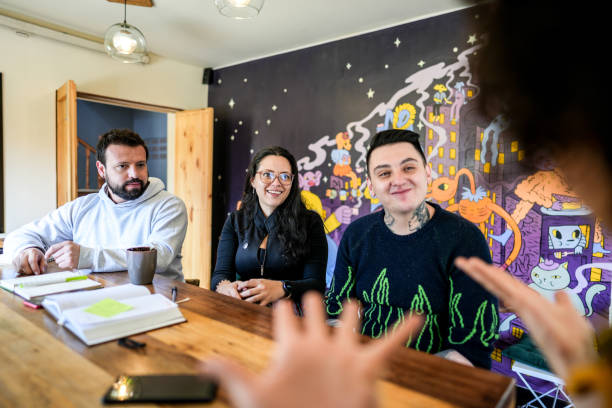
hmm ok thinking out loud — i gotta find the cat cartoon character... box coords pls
[528,258,605,316]
[499,258,606,332]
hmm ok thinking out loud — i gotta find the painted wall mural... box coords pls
[209,7,612,393]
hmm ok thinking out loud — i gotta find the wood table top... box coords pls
[0,269,515,407]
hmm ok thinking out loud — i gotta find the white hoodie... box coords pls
[4,177,188,280]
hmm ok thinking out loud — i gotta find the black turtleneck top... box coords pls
[211,203,327,300]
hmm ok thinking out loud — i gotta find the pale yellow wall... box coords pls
[0,26,208,232]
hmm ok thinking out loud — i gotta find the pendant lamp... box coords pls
[104,0,149,63]
[215,0,265,19]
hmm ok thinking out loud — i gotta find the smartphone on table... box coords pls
[102,374,217,403]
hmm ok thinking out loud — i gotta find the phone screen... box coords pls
[102,374,217,403]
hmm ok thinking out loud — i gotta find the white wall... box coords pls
[0,25,208,232]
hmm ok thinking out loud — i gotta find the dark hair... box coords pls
[96,128,149,165]
[476,1,609,164]
[239,146,310,260]
[366,129,427,174]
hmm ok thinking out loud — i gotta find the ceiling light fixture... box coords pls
[214,0,265,19]
[104,0,149,63]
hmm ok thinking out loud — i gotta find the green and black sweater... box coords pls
[325,203,498,369]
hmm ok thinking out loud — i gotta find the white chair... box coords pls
[512,360,574,407]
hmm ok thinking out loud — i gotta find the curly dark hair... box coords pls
[475,0,609,165]
[96,128,149,165]
[239,146,310,261]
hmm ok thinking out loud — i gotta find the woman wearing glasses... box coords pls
[212,146,327,306]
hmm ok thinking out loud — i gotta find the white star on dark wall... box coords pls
[266,119,271,125]
[283,88,288,93]
[228,98,235,109]
[367,88,375,99]
[394,37,401,47]
[217,79,222,84]
[234,129,238,133]
[384,64,389,69]
[238,120,243,125]
[346,62,352,70]
[467,34,477,45]
[250,149,254,154]
[453,47,458,52]
[272,105,278,111]
[417,122,424,131]
[358,77,364,83]
[255,130,259,135]
[417,60,425,67]
[218,175,222,180]
[230,135,235,141]
[243,78,248,83]
[214,117,218,122]
[323,176,328,183]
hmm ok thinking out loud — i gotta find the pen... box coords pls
[171,286,177,303]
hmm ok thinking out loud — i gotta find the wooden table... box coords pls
[0,269,515,407]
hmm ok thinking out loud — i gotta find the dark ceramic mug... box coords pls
[126,247,157,285]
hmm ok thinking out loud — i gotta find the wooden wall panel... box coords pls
[174,109,214,287]
[56,80,77,208]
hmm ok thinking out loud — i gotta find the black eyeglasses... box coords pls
[256,171,294,185]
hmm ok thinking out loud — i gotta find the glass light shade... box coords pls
[104,22,149,63]
[214,0,265,19]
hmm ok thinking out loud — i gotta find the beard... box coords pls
[107,177,148,201]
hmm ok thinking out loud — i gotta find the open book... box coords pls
[42,284,186,346]
[0,271,102,300]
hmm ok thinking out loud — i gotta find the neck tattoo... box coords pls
[384,211,395,227]
[406,201,430,232]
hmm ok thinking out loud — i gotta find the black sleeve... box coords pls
[211,214,239,290]
[443,222,499,369]
[286,212,327,299]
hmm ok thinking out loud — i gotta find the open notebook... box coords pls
[0,271,102,300]
[42,284,186,346]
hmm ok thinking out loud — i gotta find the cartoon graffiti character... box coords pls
[299,170,322,191]
[427,167,522,268]
[432,84,451,122]
[301,190,352,287]
[480,114,510,166]
[450,81,466,124]
[548,225,587,255]
[330,132,360,188]
[499,258,606,331]
[511,168,580,224]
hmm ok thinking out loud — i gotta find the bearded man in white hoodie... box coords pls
[5,129,188,281]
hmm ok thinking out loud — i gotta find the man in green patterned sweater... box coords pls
[325,129,498,368]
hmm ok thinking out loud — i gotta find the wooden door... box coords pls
[174,109,214,288]
[56,81,78,208]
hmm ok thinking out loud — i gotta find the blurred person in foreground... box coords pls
[455,1,612,406]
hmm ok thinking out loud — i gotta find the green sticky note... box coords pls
[84,298,133,318]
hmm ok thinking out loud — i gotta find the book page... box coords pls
[16,279,102,300]
[0,271,80,291]
[64,293,175,328]
[43,284,150,316]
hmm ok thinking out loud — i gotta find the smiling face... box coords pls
[367,142,431,217]
[96,144,148,203]
[251,155,293,216]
